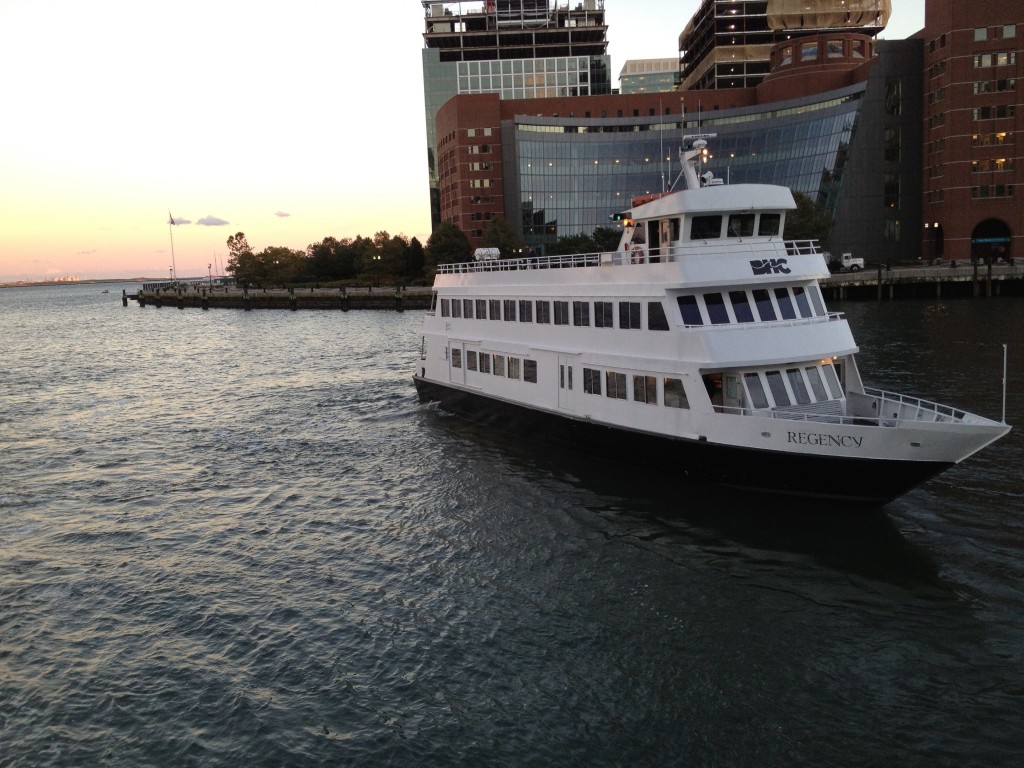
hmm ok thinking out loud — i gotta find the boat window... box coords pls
[664,378,689,409]
[752,289,776,321]
[583,367,601,395]
[704,293,730,324]
[774,287,796,320]
[671,218,681,241]
[519,300,533,322]
[480,353,491,374]
[765,370,791,407]
[744,373,770,409]
[476,299,487,318]
[619,302,642,329]
[451,300,462,318]
[729,291,755,323]
[805,366,828,401]
[808,285,826,316]
[573,301,590,326]
[441,298,451,317]
[451,348,462,368]
[594,301,614,328]
[648,301,669,330]
[727,214,755,238]
[758,214,781,236]
[489,299,501,320]
[677,295,703,325]
[792,286,813,318]
[467,351,477,371]
[536,300,551,324]
[463,299,474,318]
[508,358,521,380]
[787,368,812,404]
[690,215,722,240]
[606,371,627,400]
[524,359,537,383]
[493,355,505,376]
[633,375,658,404]
[822,363,843,399]
[553,300,569,325]
[503,300,516,321]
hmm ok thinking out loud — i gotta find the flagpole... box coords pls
[168,211,178,283]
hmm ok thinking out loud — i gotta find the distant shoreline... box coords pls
[0,278,160,288]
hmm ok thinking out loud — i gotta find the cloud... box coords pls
[197,216,229,226]
[274,211,291,218]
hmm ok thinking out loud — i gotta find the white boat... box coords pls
[413,136,1010,504]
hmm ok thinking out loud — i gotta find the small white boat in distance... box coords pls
[414,135,1010,504]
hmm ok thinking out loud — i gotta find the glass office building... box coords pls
[507,85,864,246]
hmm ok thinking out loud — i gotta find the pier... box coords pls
[820,262,1024,301]
[124,284,433,311]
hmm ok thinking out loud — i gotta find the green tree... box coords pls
[592,226,622,252]
[226,232,264,286]
[785,191,833,244]
[405,237,425,283]
[424,221,472,275]
[480,217,525,258]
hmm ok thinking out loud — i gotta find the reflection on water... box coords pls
[1,286,1022,767]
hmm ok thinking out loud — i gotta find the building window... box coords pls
[975,27,988,42]
[885,174,900,209]
[884,219,901,243]
[1003,25,1016,39]
[885,77,901,116]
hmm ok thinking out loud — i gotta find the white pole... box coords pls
[1003,343,1008,425]
[168,212,178,282]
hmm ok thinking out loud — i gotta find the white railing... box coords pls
[437,239,822,275]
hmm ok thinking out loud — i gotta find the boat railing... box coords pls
[436,239,824,274]
[712,388,972,427]
[681,311,845,330]
[437,252,602,274]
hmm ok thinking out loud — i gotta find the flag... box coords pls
[168,211,175,225]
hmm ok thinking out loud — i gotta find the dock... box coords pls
[124,285,433,311]
[122,262,1024,311]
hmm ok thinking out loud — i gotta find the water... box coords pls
[1,285,1022,767]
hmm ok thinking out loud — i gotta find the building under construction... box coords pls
[421,1,611,227]
[680,0,891,90]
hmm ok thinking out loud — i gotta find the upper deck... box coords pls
[435,239,829,292]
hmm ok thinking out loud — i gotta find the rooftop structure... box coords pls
[679,0,891,90]
[618,58,681,94]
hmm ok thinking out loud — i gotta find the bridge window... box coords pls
[765,370,790,407]
[691,215,722,240]
[787,368,812,404]
[752,289,777,321]
[758,214,781,236]
[678,295,703,325]
[792,286,814,317]
[729,291,755,323]
[774,287,796,320]
[727,214,755,237]
[648,301,670,330]
[704,293,730,324]
[744,373,770,409]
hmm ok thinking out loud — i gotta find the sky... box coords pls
[0,0,924,281]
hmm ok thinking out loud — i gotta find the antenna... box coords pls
[1003,343,1008,425]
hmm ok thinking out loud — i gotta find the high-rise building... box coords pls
[421,1,612,229]
[618,58,681,94]
[920,0,1022,263]
[679,0,891,90]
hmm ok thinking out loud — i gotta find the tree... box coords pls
[405,237,425,282]
[226,232,263,286]
[424,221,472,275]
[785,191,833,244]
[480,217,524,258]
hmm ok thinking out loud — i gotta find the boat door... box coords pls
[449,341,466,385]
[558,355,576,411]
[658,218,672,262]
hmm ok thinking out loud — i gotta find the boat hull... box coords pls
[413,376,953,506]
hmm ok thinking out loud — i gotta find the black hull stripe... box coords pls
[413,377,952,506]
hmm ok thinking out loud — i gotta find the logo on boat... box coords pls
[787,431,864,449]
[750,258,791,275]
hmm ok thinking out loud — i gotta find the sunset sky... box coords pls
[0,0,924,281]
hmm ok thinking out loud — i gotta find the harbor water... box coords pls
[1,284,1022,766]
